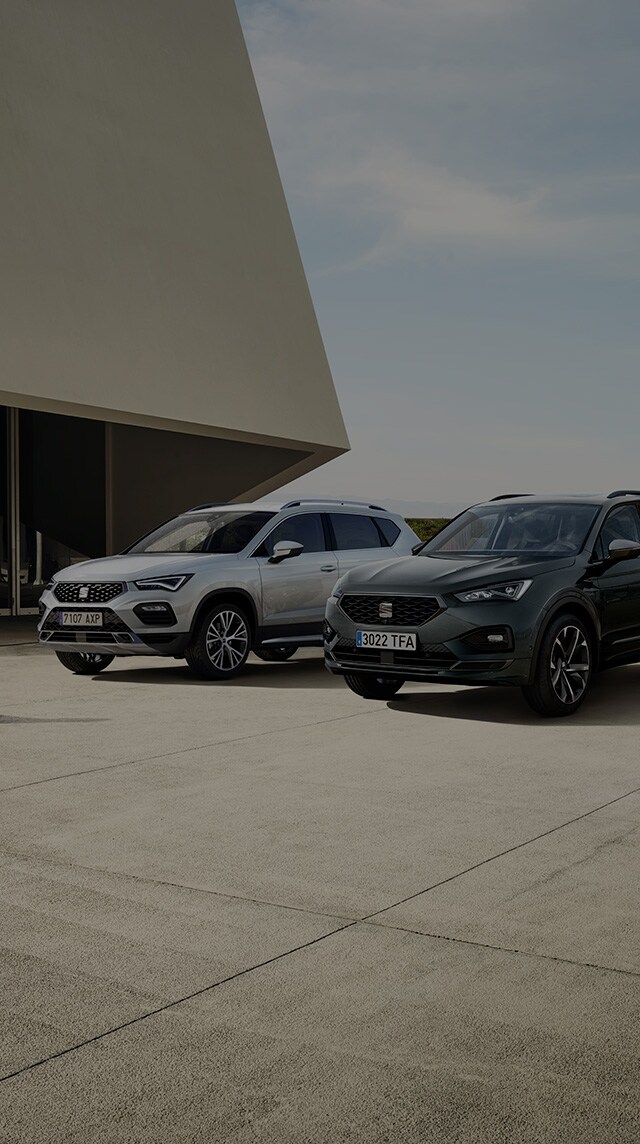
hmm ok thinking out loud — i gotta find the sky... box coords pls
[237,0,640,515]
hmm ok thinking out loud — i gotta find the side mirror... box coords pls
[608,538,640,562]
[269,540,304,564]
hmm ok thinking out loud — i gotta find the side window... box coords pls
[330,513,385,550]
[374,517,401,546]
[598,506,640,554]
[261,513,326,555]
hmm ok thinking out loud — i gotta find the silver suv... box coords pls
[38,500,418,680]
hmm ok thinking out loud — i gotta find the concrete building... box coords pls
[0,0,349,614]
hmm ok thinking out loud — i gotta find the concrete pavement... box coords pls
[1,638,639,1141]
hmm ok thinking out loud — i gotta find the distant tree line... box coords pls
[405,518,450,543]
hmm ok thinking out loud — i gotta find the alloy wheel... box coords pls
[79,653,109,667]
[549,625,590,705]
[205,609,249,672]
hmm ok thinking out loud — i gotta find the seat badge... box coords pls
[79,586,89,600]
[379,600,393,620]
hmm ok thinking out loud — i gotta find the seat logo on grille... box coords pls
[79,586,89,600]
[379,600,393,620]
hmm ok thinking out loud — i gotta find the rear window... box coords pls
[374,517,401,546]
[330,513,384,550]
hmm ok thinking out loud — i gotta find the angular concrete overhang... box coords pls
[0,0,349,499]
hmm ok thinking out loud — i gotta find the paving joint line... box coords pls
[0,849,355,923]
[362,919,640,980]
[0,709,382,794]
[0,920,357,1084]
[359,782,640,923]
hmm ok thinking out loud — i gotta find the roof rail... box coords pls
[282,498,388,511]
[606,489,640,499]
[490,493,533,501]
[187,502,230,511]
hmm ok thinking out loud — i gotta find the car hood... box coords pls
[53,553,237,582]
[340,553,577,594]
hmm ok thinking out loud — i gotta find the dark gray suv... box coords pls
[325,491,640,717]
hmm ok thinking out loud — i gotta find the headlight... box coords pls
[133,574,193,592]
[330,580,345,600]
[454,580,531,603]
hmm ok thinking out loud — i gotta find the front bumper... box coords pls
[38,587,191,657]
[324,594,534,687]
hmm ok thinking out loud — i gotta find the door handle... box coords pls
[321,564,337,572]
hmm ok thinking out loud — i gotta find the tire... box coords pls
[343,673,405,701]
[185,602,251,680]
[254,646,298,662]
[522,614,594,717]
[55,651,114,675]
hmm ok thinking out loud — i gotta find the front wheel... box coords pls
[253,646,298,663]
[185,603,251,680]
[55,651,114,675]
[522,614,593,717]
[343,673,405,701]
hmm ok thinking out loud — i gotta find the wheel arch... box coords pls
[529,596,600,683]
[190,588,259,643]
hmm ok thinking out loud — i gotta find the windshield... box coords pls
[127,511,275,555]
[421,502,599,557]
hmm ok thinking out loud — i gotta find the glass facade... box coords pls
[0,406,106,613]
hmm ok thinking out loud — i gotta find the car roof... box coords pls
[185,500,394,515]
[479,493,640,508]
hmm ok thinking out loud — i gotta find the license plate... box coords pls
[59,611,103,627]
[356,630,417,651]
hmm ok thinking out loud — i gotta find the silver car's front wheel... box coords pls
[185,603,251,680]
[55,651,114,675]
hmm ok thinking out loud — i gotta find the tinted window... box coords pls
[262,513,326,555]
[423,502,599,557]
[128,511,274,554]
[331,513,384,550]
[374,517,401,546]
[599,505,640,552]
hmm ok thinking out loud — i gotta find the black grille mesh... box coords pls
[339,595,440,626]
[53,582,124,604]
[335,638,456,667]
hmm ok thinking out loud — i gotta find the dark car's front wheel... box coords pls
[185,603,251,680]
[522,614,593,717]
[254,646,298,662]
[55,651,114,675]
[343,673,404,701]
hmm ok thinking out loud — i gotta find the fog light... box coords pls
[463,626,514,652]
[133,601,177,627]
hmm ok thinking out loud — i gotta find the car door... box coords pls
[593,504,640,655]
[254,513,339,636]
[330,512,401,578]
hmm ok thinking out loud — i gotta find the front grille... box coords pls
[41,631,120,644]
[339,594,441,626]
[44,608,129,632]
[54,581,124,604]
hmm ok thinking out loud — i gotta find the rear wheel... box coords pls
[254,646,298,662]
[343,673,404,700]
[55,651,114,675]
[522,614,593,717]
[185,603,251,680]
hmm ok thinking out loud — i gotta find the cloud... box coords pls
[239,0,640,272]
